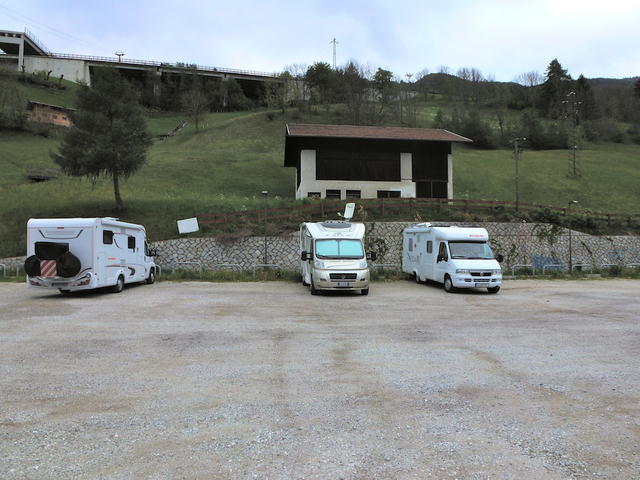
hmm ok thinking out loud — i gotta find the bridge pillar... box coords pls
[18,35,24,71]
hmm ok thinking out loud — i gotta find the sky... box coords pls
[1,0,639,81]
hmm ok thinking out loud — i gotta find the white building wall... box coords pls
[296,150,417,200]
[447,153,453,199]
[23,56,91,85]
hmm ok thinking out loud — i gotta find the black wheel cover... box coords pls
[24,255,41,277]
[56,251,81,278]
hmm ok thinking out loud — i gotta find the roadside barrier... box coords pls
[542,264,565,273]
[511,264,535,276]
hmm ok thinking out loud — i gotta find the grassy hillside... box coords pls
[1,108,639,258]
[15,77,80,108]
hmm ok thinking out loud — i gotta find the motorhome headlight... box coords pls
[455,269,470,274]
[492,269,502,275]
[359,260,368,269]
[314,260,325,269]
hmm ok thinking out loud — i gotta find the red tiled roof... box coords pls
[286,123,472,143]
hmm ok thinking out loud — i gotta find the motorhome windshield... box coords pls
[449,241,495,260]
[315,239,364,259]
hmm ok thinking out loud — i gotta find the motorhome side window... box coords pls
[426,241,432,253]
[103,230,114,244]
[438,242,448,261]
[128,236,136,250]
[408,238,413,252]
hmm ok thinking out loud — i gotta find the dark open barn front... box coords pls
[284,124,471,200]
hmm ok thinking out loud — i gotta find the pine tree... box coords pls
[539,59,572,118]
[52,68,152,211]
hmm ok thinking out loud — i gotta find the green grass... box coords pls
[453,142,640,214]
[15,77,80,108]
[1,106,639,258]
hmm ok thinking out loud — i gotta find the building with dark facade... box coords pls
[284,124,472,200]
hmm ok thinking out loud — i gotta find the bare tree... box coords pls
[182,88,209,131]
[515,71,544,87]
[284,63,308,111]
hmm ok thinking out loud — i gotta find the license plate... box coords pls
[475,283,487,288]
[337,282,352,287]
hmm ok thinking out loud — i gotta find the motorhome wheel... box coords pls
[361,288,369,295]
[146,269,155,285]
[487,286,500,294]
[111,275,125,293]
[310,277,318,295]
[444,275,455,293]
[58,289,71,295]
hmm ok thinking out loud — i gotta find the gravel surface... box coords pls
[1,279,639,479]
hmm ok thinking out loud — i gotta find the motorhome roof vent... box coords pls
[321,221,351,229]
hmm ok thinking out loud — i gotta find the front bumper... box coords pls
[314,269,369,291]
[451,274,502,289]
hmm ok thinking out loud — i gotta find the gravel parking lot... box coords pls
[1,279,639,479]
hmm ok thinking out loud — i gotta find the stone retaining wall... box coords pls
[3,222,639,274]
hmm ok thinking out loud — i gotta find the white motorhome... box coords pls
[402,223,503,293]
[25,217,157,294]
[300,204,376,295]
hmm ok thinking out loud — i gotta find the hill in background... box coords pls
[0,65,638,258]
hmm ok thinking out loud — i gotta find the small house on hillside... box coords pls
[27,101,74,127]
[283,123,471,200]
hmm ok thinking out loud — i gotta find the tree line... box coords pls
[264,58,640,149]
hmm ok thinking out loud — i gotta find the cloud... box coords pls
[2,0,638,79]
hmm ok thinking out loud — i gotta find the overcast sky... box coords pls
[1,0,639,81]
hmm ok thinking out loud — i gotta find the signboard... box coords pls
[177,217,199,234]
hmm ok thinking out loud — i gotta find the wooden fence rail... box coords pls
[196,198,639,227]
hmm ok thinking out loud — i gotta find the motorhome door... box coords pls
[435,241,449,283]
[421,238,435,280]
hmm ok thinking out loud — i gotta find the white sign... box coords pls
[177,217,199,234]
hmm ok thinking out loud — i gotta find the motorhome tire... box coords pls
[310,277,318,295]
[58,289,71,295]
[487,286,500,294]
[146,269,155,284]
[414,272,422,284]
[444,275,456,293]
[111,275,125,293]
[361,288,369,295]
[302,275,309,286]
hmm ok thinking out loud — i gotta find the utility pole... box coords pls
[511,138,526,211]
[261,190,269,264]
[405,73,414,126]
[330,38,338,69]
[563,91,581,178]
[567,200,578,272]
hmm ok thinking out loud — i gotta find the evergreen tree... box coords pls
[575,74,598,120]
[52,68,152,211]
[539,59,572,118]
[305,62,335,106]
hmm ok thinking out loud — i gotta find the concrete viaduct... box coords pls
[0,28,278,88]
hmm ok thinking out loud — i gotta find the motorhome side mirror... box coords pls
[367,252,377,261]
[301,252,309,261]
[437,255,443,263]
[149,249,158,257]
[496,254,504,263]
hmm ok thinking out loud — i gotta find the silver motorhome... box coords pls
[300,204,376,295]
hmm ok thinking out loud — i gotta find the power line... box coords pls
[0,3,99,48]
